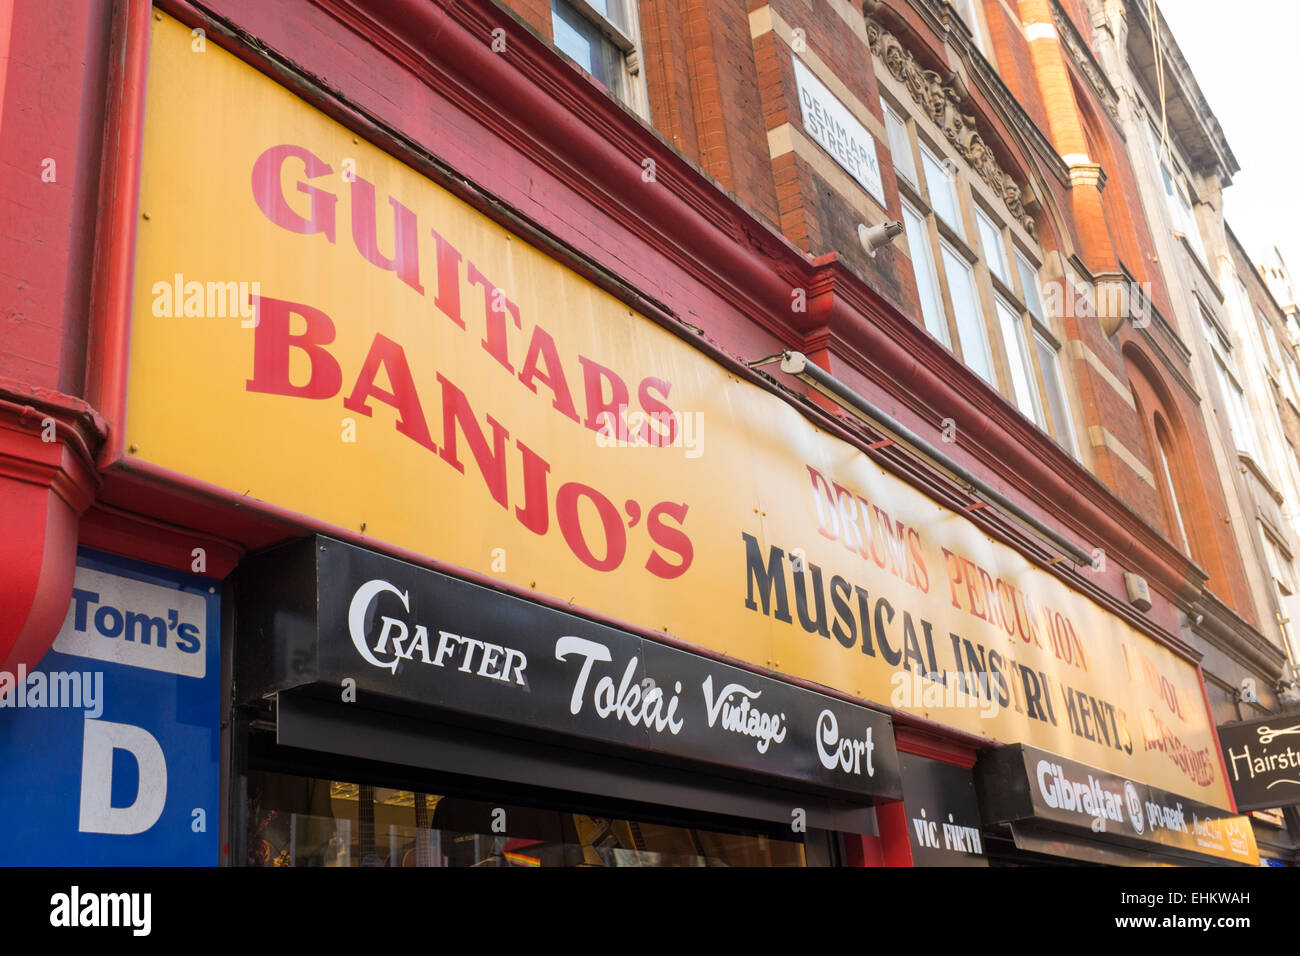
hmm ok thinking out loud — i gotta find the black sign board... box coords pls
[1217,714,1300,812]
[898,754,987,866]
[237,536,902,801]
[976,744,1257,865]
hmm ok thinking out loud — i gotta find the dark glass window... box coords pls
[246,770,807,867]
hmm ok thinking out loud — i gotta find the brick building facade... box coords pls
[0,0,1293,865]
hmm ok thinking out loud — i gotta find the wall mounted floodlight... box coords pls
[749,350,1092,567]
[857,220,904,257]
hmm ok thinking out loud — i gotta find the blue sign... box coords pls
[0,549,220,865]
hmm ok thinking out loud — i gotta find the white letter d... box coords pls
[79,718,167,835]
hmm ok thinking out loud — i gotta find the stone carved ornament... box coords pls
[866,17,1035,234]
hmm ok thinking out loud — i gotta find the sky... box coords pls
[1156,1,1300,289]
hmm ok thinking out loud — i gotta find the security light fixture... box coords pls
[858,220,904,257]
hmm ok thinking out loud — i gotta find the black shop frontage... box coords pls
[229,536,904,866]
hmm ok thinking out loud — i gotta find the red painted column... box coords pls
[875,800,915,866]
[0,0,119,669]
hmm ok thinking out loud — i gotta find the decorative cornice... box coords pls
[1051,0,1121,122]
[1122,0,1238,180]
[1190,589,1290,683]
[868,0,1071,194]
[865,15,1035,234]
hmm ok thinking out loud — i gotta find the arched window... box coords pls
[1124,346,1236,584]
[1153,414,1189,552]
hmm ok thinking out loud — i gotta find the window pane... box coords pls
[942,244,993,383]
[921,147,961,237]
[245,771,807,867]
[953,0,985,52]
[1288,441,1300,511]
[1286,352,1300,403]
[584,0,628,32]
[1216,359,1262,462]
[1264,319,1285,368]
[1156,431,1190,551]
[997,297,1042,423]
[977,210,1007,283]
[1035,333,1077,455]
[884,104,916,186]
[1176,179,1206,261]
[1016,252,1044,319]
[1267,539,1296,595]
[552,0,625,96]
[902,202,948,345]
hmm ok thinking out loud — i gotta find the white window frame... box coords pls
[1155,425,1191,552]
[941,241,994,384]
[996,296,1043,425]
[551,0,648,117]
[1034,330,1080,458]
[901,200,950,346]
[884,80,1079,456]
[950,0,988,54]
[1264,534,1297,597]
[976,207,1008,285]
[1147,121,1206,263]
[920,143,963,239]
[883,101,917,187]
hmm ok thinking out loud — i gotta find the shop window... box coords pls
[551,0,646,115]
[245,770,809,867]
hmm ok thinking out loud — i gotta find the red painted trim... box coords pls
[79,503,243,579]
[895,725,980,769]
[85,0,150,469]
[1199,663,1239,814]
[841,832,884,867]
[876,801,914,866]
